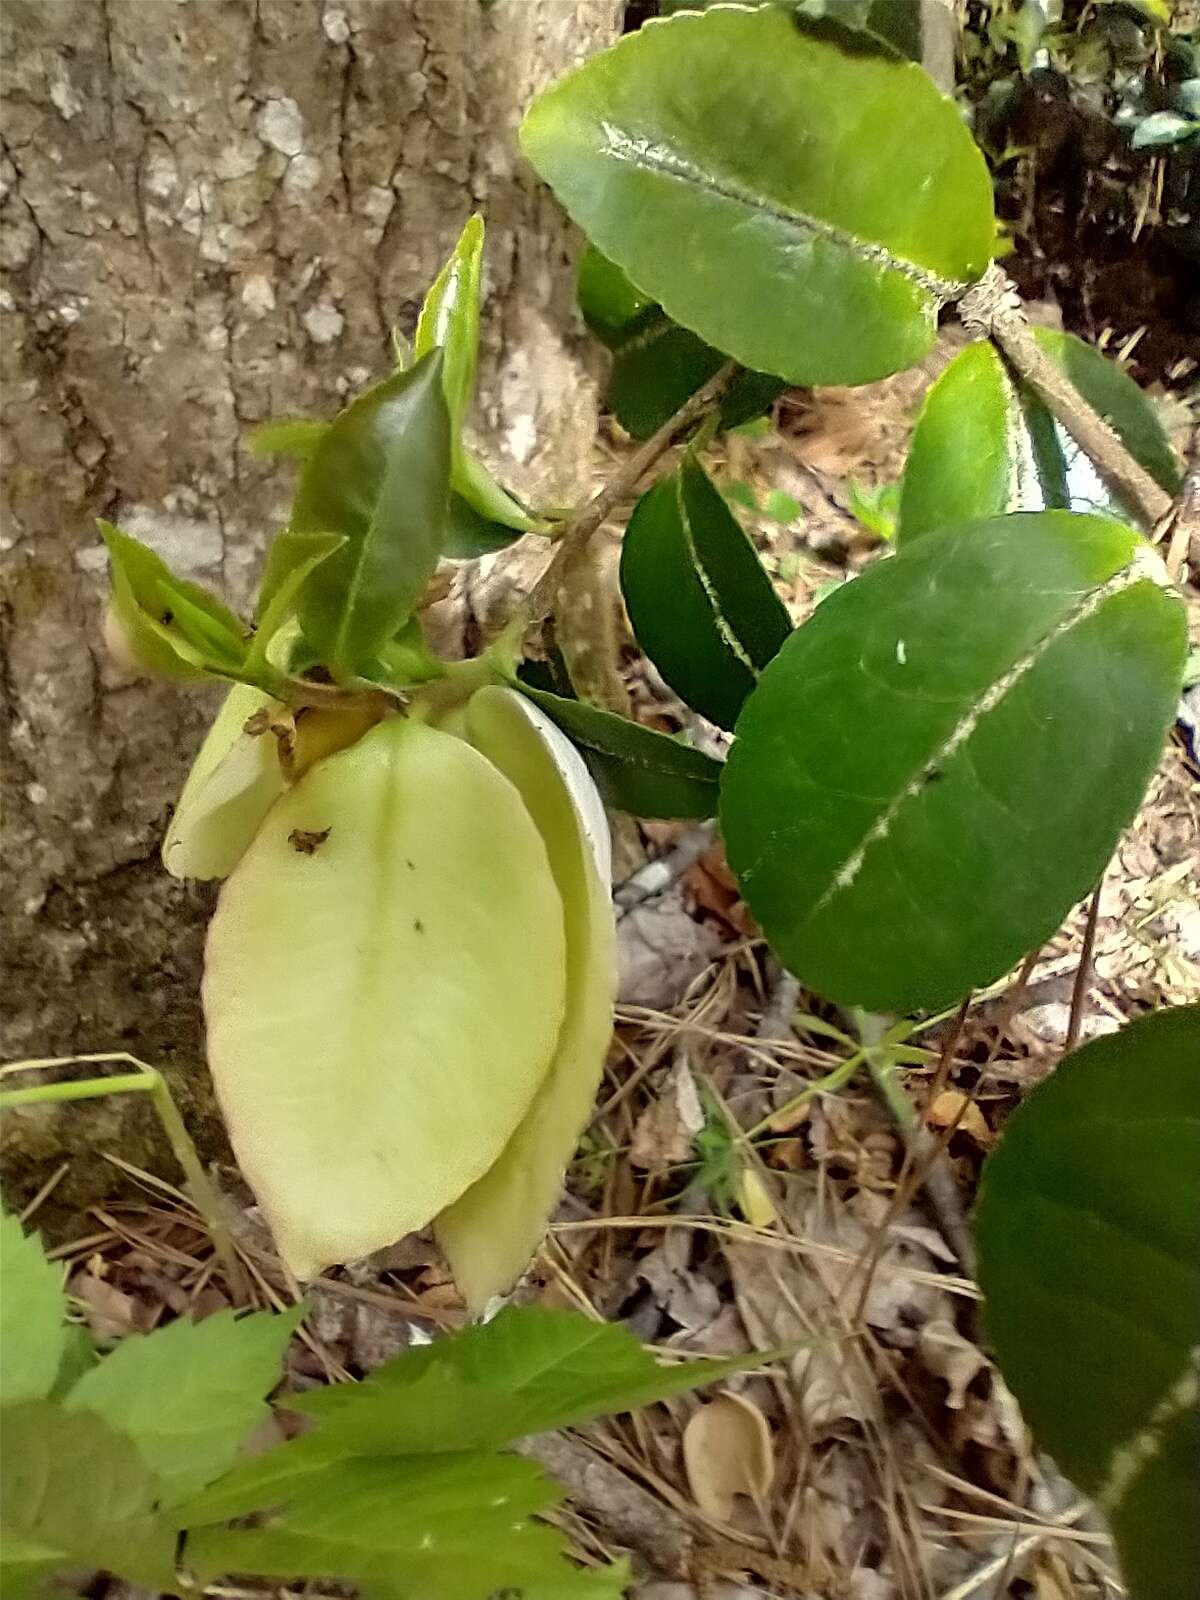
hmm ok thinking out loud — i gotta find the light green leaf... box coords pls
[66,1307,300,1506]
[522,6,994,386]
[414,214,484,436]
[293,352,451,678]
[185,1452,572,1597]
[898,337,1182,544]
[519,687,723,818]
[248,417,329,461]
[620,454,791,729]
[101,521,247,681]
[0,1212,64,1405]
[976,1005,1200,1600]
[202,715,567,1279]
[0,1402,177,1590]
[453,446,546,538]
[721,512,1186,1011]
[289,1304,771,1446]
[248,531,345,671]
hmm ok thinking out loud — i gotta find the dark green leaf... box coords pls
[0,1211,64,1405]
[294,352,452,678]
[185,1453,572,1597]
[444,488,525,559]
[898,337,1182,544]
[100,521,246,680]
[1032,328,1182,498]
[578,248,782,439]
[608,308,784,441]
[0,1402,177,1590]
[248,417,329,461]
[976,1006,1200,1600]
[522,5,994,386]
[577,243,654,345]
[519,687,722,818]
[721,513,1186,1011]
[414,214,484,435]
[620,455,790,729]
[66,1307,300,1505]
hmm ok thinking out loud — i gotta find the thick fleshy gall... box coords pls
[436,688,615,1311]
[163,685,285,881]
[202,714,568,1278]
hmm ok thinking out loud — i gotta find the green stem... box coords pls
[0,1055,248,1303]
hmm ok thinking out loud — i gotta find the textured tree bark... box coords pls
[0,0,621,1224]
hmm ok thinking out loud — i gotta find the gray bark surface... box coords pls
[0,0,620,1224]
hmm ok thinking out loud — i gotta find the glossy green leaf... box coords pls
[248,417,328,461]
[578,246,782,439]
[186,1453,573,1597]
[898,336,1182,544]
[522,6,995,386]
[0,1402,177,1590]
[414,214,484,436]
[0,1212,64,1405]
[202,715,567,1278]
[607,308,785,441]
[577,242,654,345]
[101,522,246,680]
[444,488,527,559]
[976,1005,1200,1600]
[519,687,722,818]
[621,454,791,729]
[293,352,451,678]
[66,1307,300,1505]
[1031,328,1182,498]
[721,513,1186,1011]
[436,689,616,1312]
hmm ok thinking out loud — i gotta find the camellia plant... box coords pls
[73,5,1193,1592]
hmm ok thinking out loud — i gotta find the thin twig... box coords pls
[959,265,1173,529]
[1064,881,1103,1054]
[516,363,740,639]
[614,822,717,919]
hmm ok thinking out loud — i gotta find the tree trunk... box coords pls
[0,0,621,1226]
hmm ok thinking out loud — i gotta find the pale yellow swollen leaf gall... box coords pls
[201,713,567,1279]
[162,684,284,881]
[435,687,615,1312]
[164,690,384,882]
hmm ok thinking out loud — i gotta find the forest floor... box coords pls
[25,329,1199,1600]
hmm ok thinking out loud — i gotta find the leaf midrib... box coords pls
[598,125,964,302]
[804,559,1155,923]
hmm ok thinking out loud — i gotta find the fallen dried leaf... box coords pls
[683,1392,775,1522]
[927,1089,991,1146]
[630,1057,705,1169]
[917,1318,988,1411]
